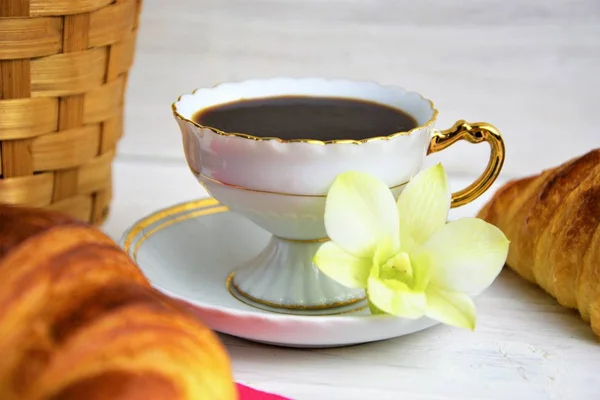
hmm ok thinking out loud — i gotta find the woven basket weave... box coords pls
[0,0,142,224]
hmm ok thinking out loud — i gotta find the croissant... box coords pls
[0,205,237,400]
[477,148,600,336]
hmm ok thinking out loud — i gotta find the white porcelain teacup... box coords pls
[173,78,505,315]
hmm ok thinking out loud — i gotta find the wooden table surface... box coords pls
[102,1,600,398]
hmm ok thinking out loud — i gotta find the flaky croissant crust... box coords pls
[477,149,600,337]
[0,206,237,400]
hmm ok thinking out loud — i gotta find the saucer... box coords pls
[120,197,441,348]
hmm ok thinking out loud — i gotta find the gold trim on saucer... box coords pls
[193,168,410,197]
[171,78,439,146]
[122,198,228,260]
[226,272,366,312]
[132,206,229,261]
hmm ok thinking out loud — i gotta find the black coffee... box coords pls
[192,96,418,141]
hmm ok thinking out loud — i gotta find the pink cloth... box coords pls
[237,383,290,400]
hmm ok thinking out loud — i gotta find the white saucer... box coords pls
[120,197,444,348]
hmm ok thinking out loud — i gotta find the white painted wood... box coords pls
[103,158,600,400]
[119,0,600,180]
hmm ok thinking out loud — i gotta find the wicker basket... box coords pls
[0,0,142,224]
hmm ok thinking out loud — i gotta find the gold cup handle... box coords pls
[427,120,505,208]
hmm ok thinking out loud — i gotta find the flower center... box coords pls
[380,252,414,286]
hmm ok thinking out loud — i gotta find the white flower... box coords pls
[313,164,510,330]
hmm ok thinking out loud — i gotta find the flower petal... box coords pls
[313,242,371,288]
[367,267,426,318]
[425,288,476,330]
[397,164,451,252]
[325,171,400,258]
[412,217,510,295]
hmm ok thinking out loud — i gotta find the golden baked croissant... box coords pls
[0,205,237,400]
[477,149,600,336]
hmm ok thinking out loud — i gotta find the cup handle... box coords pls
[427,120,505,208]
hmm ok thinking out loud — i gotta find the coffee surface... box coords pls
[192,96,418,141]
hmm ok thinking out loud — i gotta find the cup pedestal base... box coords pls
[229,236,366,315]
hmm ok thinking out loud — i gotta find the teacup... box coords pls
[172,78,505,315]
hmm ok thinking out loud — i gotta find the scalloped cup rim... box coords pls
[171,77,439,145]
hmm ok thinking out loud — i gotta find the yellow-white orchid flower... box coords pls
[313,164,509,330]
